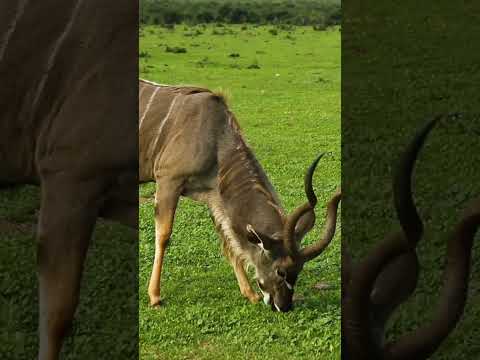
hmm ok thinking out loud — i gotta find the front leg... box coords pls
[148,178,182,307]
[231,256,261,304]
[217,228,261,304]
[37,175,105,360]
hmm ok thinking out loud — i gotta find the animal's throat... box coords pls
[209,200,257,269]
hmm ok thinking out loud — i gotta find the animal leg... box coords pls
[148,179,181,307]
[231,257,261,303]
[37,176,104,360]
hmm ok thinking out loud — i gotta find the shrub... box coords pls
[184,29,203,37]
[313,24,327,31]
[278,24,295,31]
[140,0,341,27]
[247,59,260,69]
[196,57,217,67]
[165,46,187,53]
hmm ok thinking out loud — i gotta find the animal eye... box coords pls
[276,269,286,279]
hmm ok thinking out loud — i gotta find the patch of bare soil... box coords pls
[139,196,154,204]
[313,282,333,291]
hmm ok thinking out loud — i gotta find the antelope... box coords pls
[342,117,480,359]
[139,79,341,311]
[1,2,137,359]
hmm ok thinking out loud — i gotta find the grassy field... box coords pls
[343,2,480,358]
[0,185,138,359]
[139,24,341,359]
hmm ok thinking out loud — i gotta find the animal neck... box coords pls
[208,196,274,277]
[207,112,285,270]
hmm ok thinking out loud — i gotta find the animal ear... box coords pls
[246,224,274,250]
[294,209,316,242]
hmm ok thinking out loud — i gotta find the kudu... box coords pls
[1,2,137,359]
[342,116,480,359]
[139,79,341,311]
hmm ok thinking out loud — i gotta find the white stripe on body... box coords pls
[139,83,147,99]
[0,0,30,62]
[139,86,159,128]
[139,78,169,87]
[150,95,180,152]
[31,0,84,117]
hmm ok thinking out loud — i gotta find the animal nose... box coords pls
[271,302,293,312]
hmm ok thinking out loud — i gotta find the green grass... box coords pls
[0,185,138,359]
[343,3,480,359]
[139,24,340,359]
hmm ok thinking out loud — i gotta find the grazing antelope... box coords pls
[139,79,341,311]
[1,2,137,359]
[342,117,480,359]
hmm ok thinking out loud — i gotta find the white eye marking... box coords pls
[274,303,281,312]
[285,281,293,290]
[246,224,258,238]
[246,224,265,250]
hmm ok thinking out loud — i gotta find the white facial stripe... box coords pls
[263,292,271,305]
[259,287,271,305]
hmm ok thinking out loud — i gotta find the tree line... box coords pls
[140,0,341,27]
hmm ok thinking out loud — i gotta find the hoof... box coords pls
[247,292,261,304]
[149,295,162,307]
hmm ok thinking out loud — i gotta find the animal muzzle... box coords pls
[261,287,293,312]
[271,300,293,312]
[271,291,294,312]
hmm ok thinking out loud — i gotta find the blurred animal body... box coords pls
[0,1,137,359]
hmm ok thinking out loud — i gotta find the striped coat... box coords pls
[138,79,340,314]
[1,2,137,359]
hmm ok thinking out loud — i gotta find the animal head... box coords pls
[244,155,341,312]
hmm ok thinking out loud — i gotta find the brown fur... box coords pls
[139,79,340,312]
[1,2,138,359]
